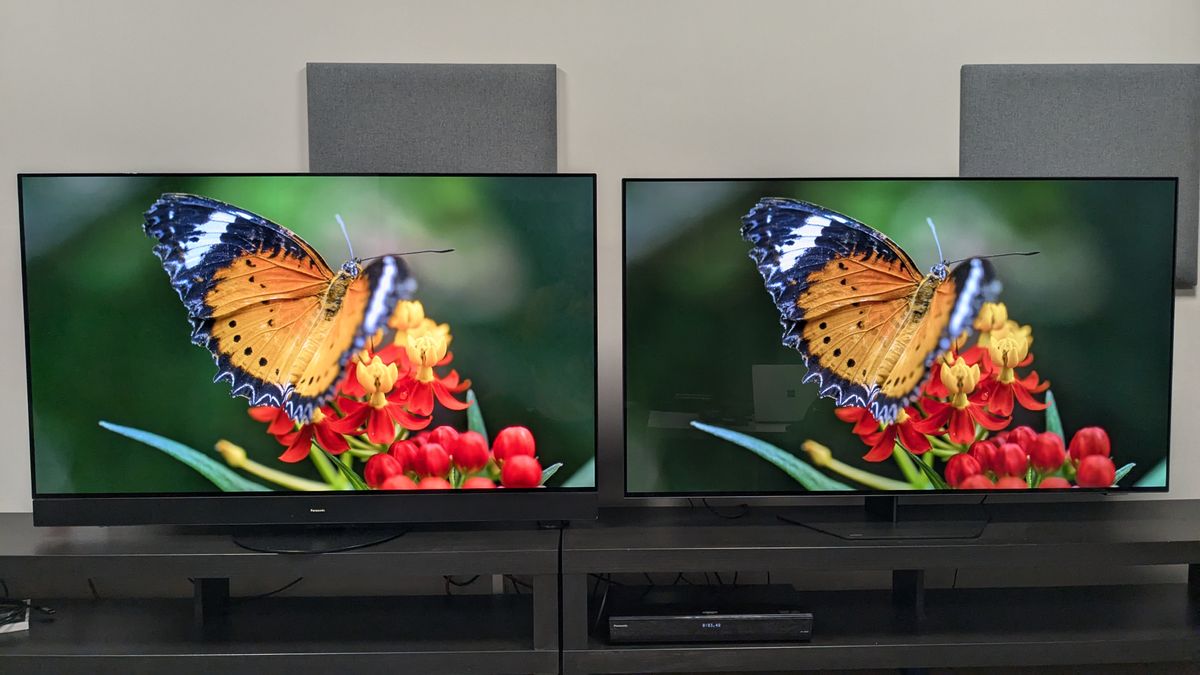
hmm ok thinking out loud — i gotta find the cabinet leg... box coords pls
[192,577,229,629]
[561,573,590,650]
[892,569,925,618]
[531,574,558,652]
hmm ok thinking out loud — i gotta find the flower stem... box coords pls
[310,446,350,489]
[347,447,379,459]
[891,444,925,487]
[802,441,913,491]
[216,440,331,492]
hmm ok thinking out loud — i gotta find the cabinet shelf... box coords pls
[566,583,1199,673]
[0,594,556,674]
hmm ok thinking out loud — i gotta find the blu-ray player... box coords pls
[602,584,813,644]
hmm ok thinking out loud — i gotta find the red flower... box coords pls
[493,426,537,462]
[981,372,1049,417]
[364,453,404,488]
[968,440,998,473]
[462,476,497,489]
[328,356,431,443]
[860,407,931,462]
[945,453,983,487]
[418,443,452,478]
[1038,476,1072,489]
[994,476,1029,489]
[250,405,350,463]
[380,474,418,490]
[393,331,471,417]
[1006,426,1037,451]
[835,406,884,444]
[993,442,1029,477]
[453,431,491,473]
[501,454,543,488]
[427,426,461,452]
[1069,427,1111,462]
[1028,432,1066,472]
[248,405,295,437]
[913,358,1009,444]
[389,438,421,470]
[417,476,453,490]
[1076,455,1117,487]
[958,474,994,490]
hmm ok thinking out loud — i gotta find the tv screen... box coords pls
[21,173,597,525]
[625,178,1174,495]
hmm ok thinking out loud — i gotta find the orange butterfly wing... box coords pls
[145,194,414,421]
[742,198,999,422]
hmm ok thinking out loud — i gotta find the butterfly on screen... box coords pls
[741,197,1003,424]
[144,193,416,423]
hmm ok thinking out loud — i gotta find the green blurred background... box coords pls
[625,179,1175,494]
[22,175,595,494]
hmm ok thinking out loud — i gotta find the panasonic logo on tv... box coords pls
[309,508,326,513]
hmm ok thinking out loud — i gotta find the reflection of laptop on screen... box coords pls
[752,365,814,424]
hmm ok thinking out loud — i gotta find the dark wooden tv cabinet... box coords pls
[2,500,1200,673]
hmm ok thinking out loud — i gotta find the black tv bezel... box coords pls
[621,176,1178,498]
[19,172,599,527]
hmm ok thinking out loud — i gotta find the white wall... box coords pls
[1,0,1198,512]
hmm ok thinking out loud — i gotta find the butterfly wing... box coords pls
[145,194,415,421]
[285,255,415,421]
[742,198,925,416]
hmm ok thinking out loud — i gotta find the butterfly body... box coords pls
[742,198,1000,423]
[145,194,415,422]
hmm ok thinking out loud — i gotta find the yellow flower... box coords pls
[389,300,452,350]
[389,300,426,332]
[974,302,1008,347]
[356,356,399,408]
[992,320,1033,352]
[988,334,1029,384]
[406,331,450,384]
[939,357,980,409]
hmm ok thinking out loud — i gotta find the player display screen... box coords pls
[624,178,1174,495]
[21,174,596,504]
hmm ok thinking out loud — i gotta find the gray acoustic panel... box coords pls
[960,64,1200,287]
[307,63,556,173]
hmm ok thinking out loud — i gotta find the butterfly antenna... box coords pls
[946,250,1041,266]
[926,217,945,263]
[335,214,356,260]
[358,249,456,263]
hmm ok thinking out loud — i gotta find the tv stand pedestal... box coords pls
[778,496,989,540]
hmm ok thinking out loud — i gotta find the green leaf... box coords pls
[561,457,595,488]
[319,448,369,490]
[1113,462,1136,486]
[1044,390,1064,441]
[466,390,488,444]
[99,421,270,492]
[902,447,950,490]
[691,421,851,491]
[539,462,563,486]
[1134,460,1167,488]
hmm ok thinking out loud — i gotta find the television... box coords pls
[20,173,598,530]
[624,178,1174,512]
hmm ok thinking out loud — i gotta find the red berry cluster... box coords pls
[944,425,1117,490]
[363,425,544,490]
